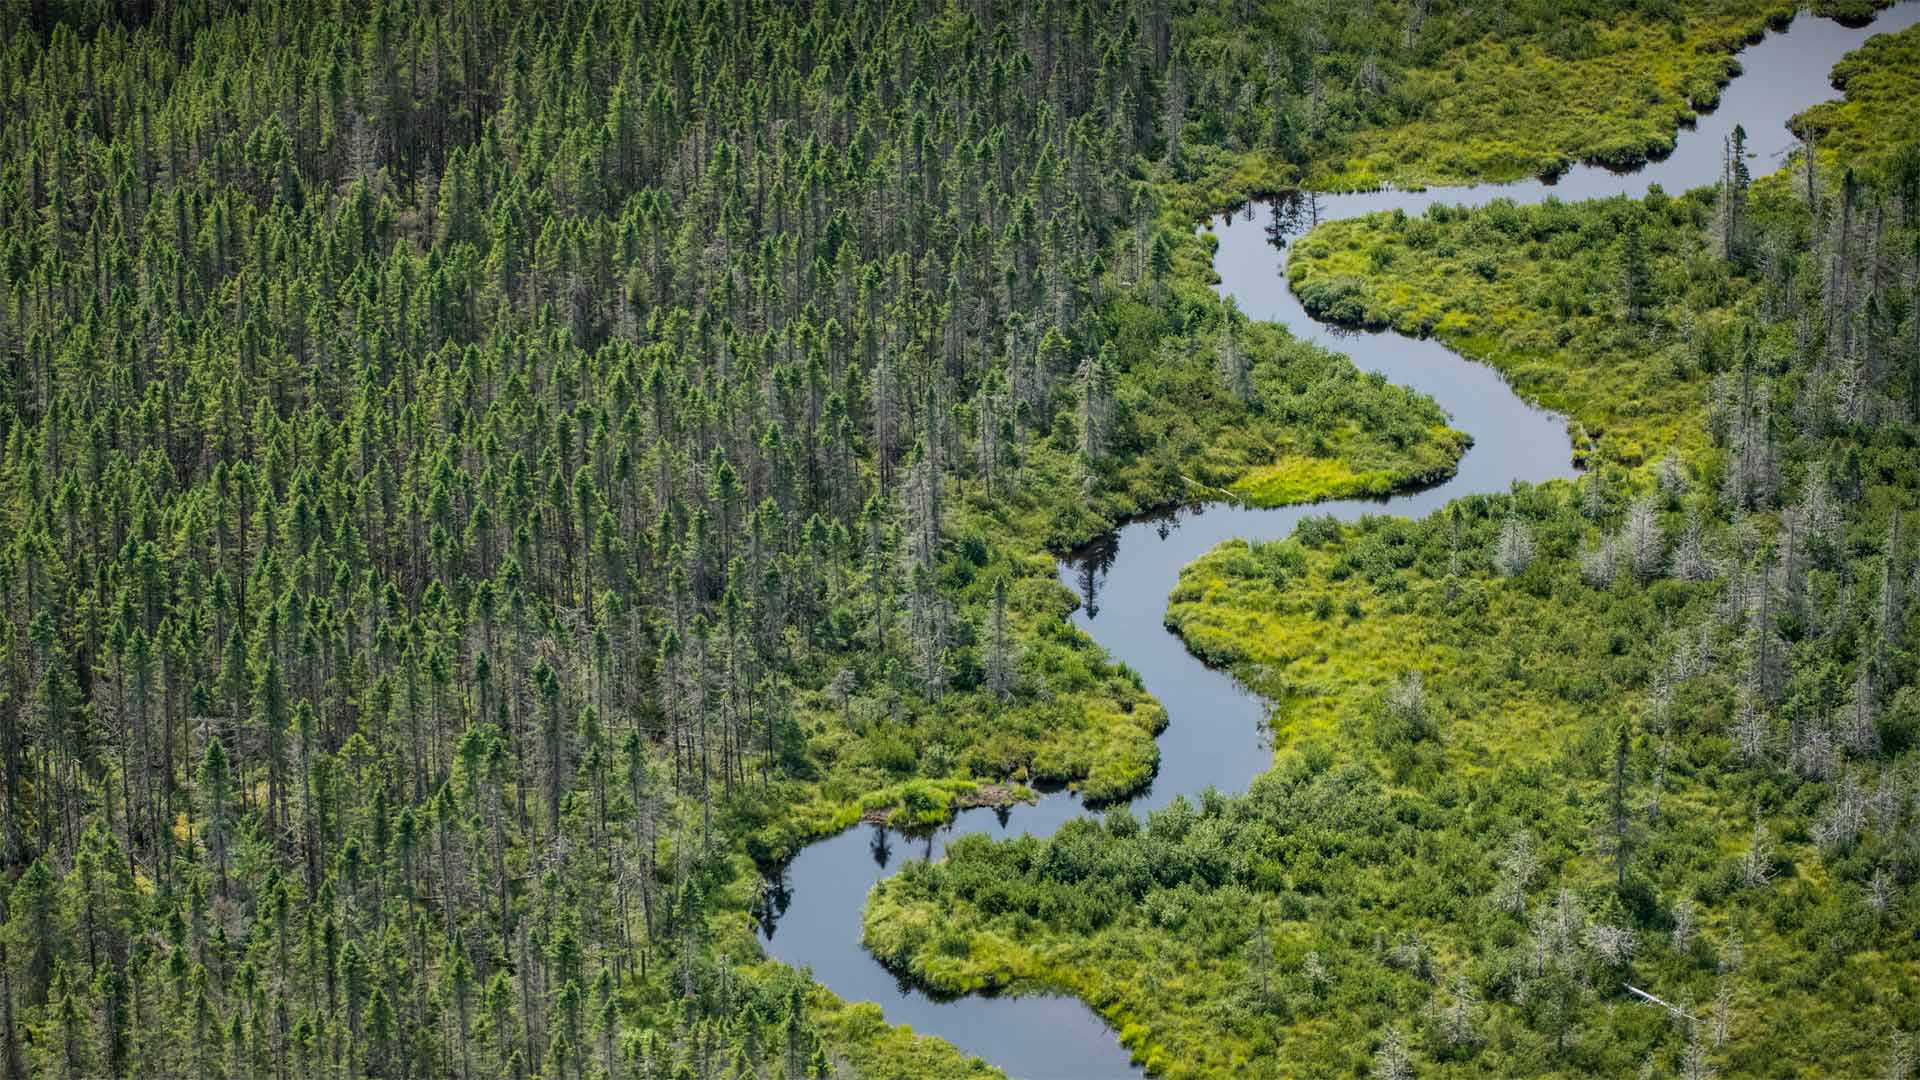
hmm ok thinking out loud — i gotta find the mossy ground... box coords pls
[868,487,1920,1078]
[1228,427,1467,506]
[1792,20,1920,172]
[1289,189,1732,470]
[1166,529,1599,778]
[1314,2,1802,189]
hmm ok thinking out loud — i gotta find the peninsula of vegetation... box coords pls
[868,15,1920,1080]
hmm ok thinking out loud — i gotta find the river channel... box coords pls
[756,8,1920,1077]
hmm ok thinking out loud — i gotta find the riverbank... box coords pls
[850,6,1920,1076]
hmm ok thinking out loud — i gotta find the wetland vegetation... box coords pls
[3,2,1918,1078]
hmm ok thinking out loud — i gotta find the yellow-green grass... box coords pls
[861,887,1262,1078]
[1228,424,1469,506]
[809,992,1009,1080]
[1314,2,1803,189]
[865,502,1920,1077]
[1287,193,1734,470]
[1165,532,1604,778]
[1792,20,1920,172]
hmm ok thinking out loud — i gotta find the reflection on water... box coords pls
[755,872,793,940]
[1075,553,1105,621]
[1266,189,1318,243]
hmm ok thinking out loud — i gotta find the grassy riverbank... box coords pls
[1311,1,1811,189]
[1288,188,1725,469]
[864,23,1920,1077]
[1792,20,1920,170]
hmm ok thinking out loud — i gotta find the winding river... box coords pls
[756,8,1920,1078]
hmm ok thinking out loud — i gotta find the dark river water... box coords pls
[755,8,1920,1077]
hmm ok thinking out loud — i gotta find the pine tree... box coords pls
[200,739,234,898]
[1620,214,1651,323]
[986,577,1014,703]
[1076,346,1115,465]
[1607,723,1633,890]
[1494,514,1536,577]
[1246,908,1275,1006]
[1217,310,1252,403]
[1716,125,1751,262]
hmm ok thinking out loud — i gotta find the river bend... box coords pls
[756,9,1920,1077]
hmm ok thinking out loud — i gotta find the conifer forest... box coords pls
[4,1,1920,1077]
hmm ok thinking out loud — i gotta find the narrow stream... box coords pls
[756,9,1920,1078]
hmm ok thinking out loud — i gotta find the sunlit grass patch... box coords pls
[1289,192,1726,470]
[1791,21,1920,172]
[1314,3,1800,189]
[1229,456,1394,505]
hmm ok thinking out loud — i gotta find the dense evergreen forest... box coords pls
[3,0,1916,1078]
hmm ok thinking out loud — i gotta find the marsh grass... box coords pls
[859,21,1920,1074]
[1792,21,1920,172]
[1315,2,1802,189]
[1289,189,1734,469]
[785,7,1920,1077]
